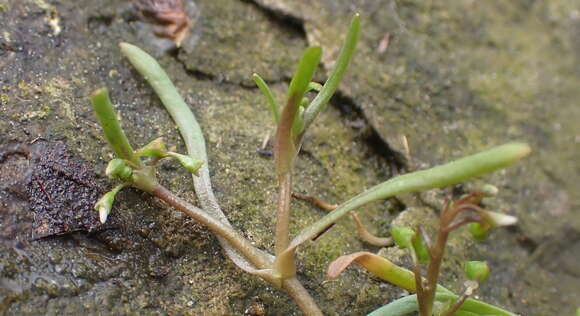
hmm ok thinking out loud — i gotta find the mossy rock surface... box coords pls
[0,0,578,315]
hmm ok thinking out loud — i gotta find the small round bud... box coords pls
[469,222,489,241]
[105,158,133,181]
[391,226,415,249]
[484,211,518,227]
[480,184,499,197]
[464,261,490,283]
[167,152,203,176]
[95,191,115,224]
[136,137,167,158]
[391,226,430,262]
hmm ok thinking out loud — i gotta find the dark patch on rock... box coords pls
[26,142,106,239]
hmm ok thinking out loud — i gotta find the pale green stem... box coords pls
[151,184,272,269]
[272,46,322,279]
[275,173,292,255]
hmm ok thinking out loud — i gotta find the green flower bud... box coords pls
[136,137,168,158]
[480,184,499,197]
[483,210,518,228]
[167,152,203,176]
[95,191,115,224]
[464,261,490,283]
[469,222,489,241]
[94,184,126,224]
[392,226,430,262]
[105,158,133,181]
[391,226,415,249]
[469,210,517,241]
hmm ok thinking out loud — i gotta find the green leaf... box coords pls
[328,253,516,315]
[90,88,140,166]
[367,294,481,316]
[291,105,305,138]
[120,42,273,274]
[252,73,280,122]
[307,82,323,93]
[135,137,168,158]
[94,183,128,224]
[287,47,322,104]
[326,252,451,294]
[412,234,430,264]
[366,295,419,316]
[274,46,321,176]
[392,226,415,249]
[280,143,531,265]
[303,13,360,129]
[167,152,204,176]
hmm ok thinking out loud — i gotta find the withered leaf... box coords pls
[27,142,107,239]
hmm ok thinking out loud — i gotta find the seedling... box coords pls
[91,13,530,315]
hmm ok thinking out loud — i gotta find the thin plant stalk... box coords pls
[273,46,321,279]
[416,196,507,316]
[275,173,293,255]
[421,228,449,316]
[441,292,473,316]
[350,212,393,247]
[151,184,272,269]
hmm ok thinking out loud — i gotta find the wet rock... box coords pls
[176,0,307,86]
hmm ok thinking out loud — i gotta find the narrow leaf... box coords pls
[120,42,274,274]
[279,143,531,269]
[252,73,280,122]
[366,295,420,316]
[95,183,128,224]
[274,46,322,176]
[307,81,323,93]
[328,252,517,316]
[287,47,322,102]
[303,13,361,130]
[90,88,140,166]
[327,252,451,294]
[367,294,479,316]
